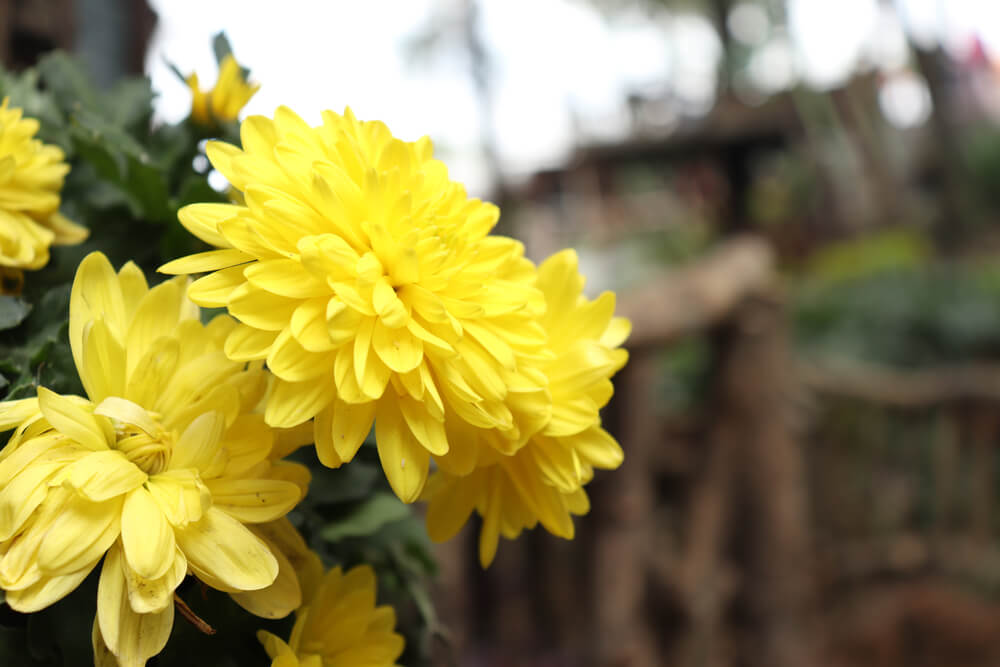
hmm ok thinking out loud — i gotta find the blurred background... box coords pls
[7,0,1000,665]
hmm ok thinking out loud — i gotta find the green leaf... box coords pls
[211,31,250,78]
[36,51,99,112]
[212,31,234,65]
[164,57,188,86]
[321,492,411,541]
[0,297,31,331]
[104,78,155,130]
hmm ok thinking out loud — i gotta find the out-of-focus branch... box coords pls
[619,235,776,348]
[801,362,1000,407]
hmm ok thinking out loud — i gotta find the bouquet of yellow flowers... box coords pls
[0,35,627,666]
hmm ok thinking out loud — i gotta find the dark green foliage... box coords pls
[794,263,1000,367]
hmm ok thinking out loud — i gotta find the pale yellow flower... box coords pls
[0,252,307,666]
[0,98,87,273]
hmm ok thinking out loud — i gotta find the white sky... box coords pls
[146,0,1000,196]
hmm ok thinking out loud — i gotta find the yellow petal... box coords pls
[224,322,279,361]
[78,319,126,404]
[372,318,423,373]
[146,470,211,526]
[227,282,299,331]
[93,396,159,436]
[124,278,185,379]
[601,316,632,348]
[97,544,174,666]
[159,248,253,274]
[187,265,247,307]
[354,318,391,400]
[265,461,312,499]
[264,374,336,428]
[245,258,329,298]
[37,494,122,574]
[171,410,225,470]
[92,616,118,667]
[219,414,274,477]
[424,474,477,543]
[116,262,148,316]
[326,297,363,345]
[205,478,302,523]
[0,448,74,541]
[70,252,126,376]
[231,530,301,619]
[571,426,624,470]
[175,202,238,248]
[5,564,95,612]
[398,395,448,456]
[544,395,599,437]
[37,387,108,451]
[59,449,146,501]
[175,506,278,591]
[290,297,334,352]
[124,337,179,409]
[372,279,408,328]
[267,328,335,382]
[375,399,429,503]
[462,320,515,369]
[271,421,314,460]
[122,547,186,614]
[326,398,375,465]
[257,630,296,661]
[121,487,175,580]
[478,474,503,567]
[298,233,360,282]
[0,429,61,485]
[0,397,39,431]
[312,404,342,468]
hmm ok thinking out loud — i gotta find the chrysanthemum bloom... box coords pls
[0,252,307,666]
[161,106,548,502]
[424,249,630,566]
[257,564,404,667]
[186,54,260,126]
[0,98,87,275]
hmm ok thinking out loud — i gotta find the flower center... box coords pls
[109,412,172,475]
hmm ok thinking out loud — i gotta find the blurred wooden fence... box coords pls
[431,234,1000,667]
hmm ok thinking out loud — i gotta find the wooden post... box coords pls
[592,348,659,666]
[724,295,820,667]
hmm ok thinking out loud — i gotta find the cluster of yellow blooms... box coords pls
[0,57,627,666]
[160,105,630,567]
[0,98,88,289]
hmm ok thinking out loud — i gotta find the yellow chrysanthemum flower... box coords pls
[257,564,404,667]
[0,252,308,666]
[161,106,548,502]
[0,98,87,275]
[424,249,630,566]
[186,54,260,126]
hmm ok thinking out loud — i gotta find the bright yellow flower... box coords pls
[258,564,404,667]
[424,249,630,566]
[0,252,308,666]
[186,54,259,126]
[0,98,87,273]
[161,106,547,502]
